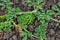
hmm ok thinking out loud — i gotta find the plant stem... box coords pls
[51,18,60,23]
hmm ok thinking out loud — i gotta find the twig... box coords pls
[23,28,39,38]
[16,9,37,15]
[51,18,60,23]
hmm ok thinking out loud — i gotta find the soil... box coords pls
[27,18,40,34]
[11,0,34,12]
[44,0,60,40]
[0,8,7,16]
[46,14,60,40]
[0,18,40,40]
[0,31,22,40]
[0,0,60,40]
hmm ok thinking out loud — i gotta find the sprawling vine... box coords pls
[0,0,60,40]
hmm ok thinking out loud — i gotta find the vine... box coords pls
[0,0,60,40]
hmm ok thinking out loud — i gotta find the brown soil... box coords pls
[46,14,60,40]
[0,0,60,40]
[11,0,34,12]
[0,17,40,40]
[0,8,7,16]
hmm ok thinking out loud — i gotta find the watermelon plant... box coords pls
[17,13,35,26]
[0,0,60,40]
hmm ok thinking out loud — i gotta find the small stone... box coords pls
[47,36,51,40]
[56,38,60,40]
[12,35,17,40]
[50,29,55,35]
[51,36,55,40]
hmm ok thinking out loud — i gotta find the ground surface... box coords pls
[0,0,60,40]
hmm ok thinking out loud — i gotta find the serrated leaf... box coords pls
[57,2,60,7]
[52,5,59,11]
[46,10,55,15]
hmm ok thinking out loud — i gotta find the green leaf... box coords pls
[52,5,59,11]
[22,35,27,40]
[57,2,60,7]
[28,32,32,38]
[20,31,27,37]
[17,13,35,26]
[46,10,55,15]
